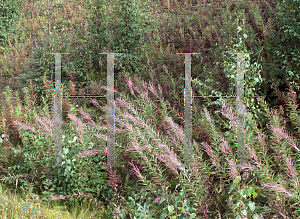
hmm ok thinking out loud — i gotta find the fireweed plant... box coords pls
[0,1,300,217]
[0,68,300,218]
[107,77,300,218]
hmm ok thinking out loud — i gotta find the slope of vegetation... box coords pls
[0,0,299,218]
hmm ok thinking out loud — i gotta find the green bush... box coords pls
[14,47,70,107]
[262,0,300,101]
[15,0,156,107]
[210,7,269,131]
[112,184,197,218]
[86,0,156,78]
[229,176,260,219]
[0,0,23,51]
[2,125,113,210]
[51,152,112,208]
[14,46,96,108]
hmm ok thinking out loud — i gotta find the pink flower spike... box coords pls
[90,98,100,107]
[228,159,239,180]
[79,107,95,126]
[158,84,162,95]
[128,160,143,179]
[285,156,298,179]
[148,82,159,99]
[36,116,52,136]
[126,77,136,97]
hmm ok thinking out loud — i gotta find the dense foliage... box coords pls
[263,0,300,103]
[0,0,23,51]
[0,0,300,218]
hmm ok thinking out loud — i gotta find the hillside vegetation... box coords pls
[0,0,299,218]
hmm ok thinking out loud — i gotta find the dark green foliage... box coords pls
[3,128,113,210]
[262,0,300,103]
[111,184,197,218]
[107,0,150,53]
[0,0,23,50]
[51,159,112,209]
[14,47,70,107]
[86,0,155,78]
[15,0,155,107]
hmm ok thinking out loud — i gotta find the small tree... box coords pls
[264,0,300,98]
[87,0,156,78]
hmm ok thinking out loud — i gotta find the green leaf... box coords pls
[63,147,69,155]
[159,197,166,205]
[160,211,168,219]
[248,202,255,212]
[168,205,174,214]
[230,184,236,193]
[30,208,40,216]
[253,192,258,199]
[21,204,29,211]
[232,203,239,210]
[73,136,77,142]
[241,209,247,216]
[234,176,241,183]
[253,213,260,219]
[247,187,255,196]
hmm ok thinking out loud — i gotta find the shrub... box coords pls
[86,0,156,78]
[210,6,269,131]
[229,176,260,219]
[262,0,300,102]
[14,47,70,107]
[112,184,197,218]
[15,0,156,108]
[1,99,113,210]
[0,0,23,51]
